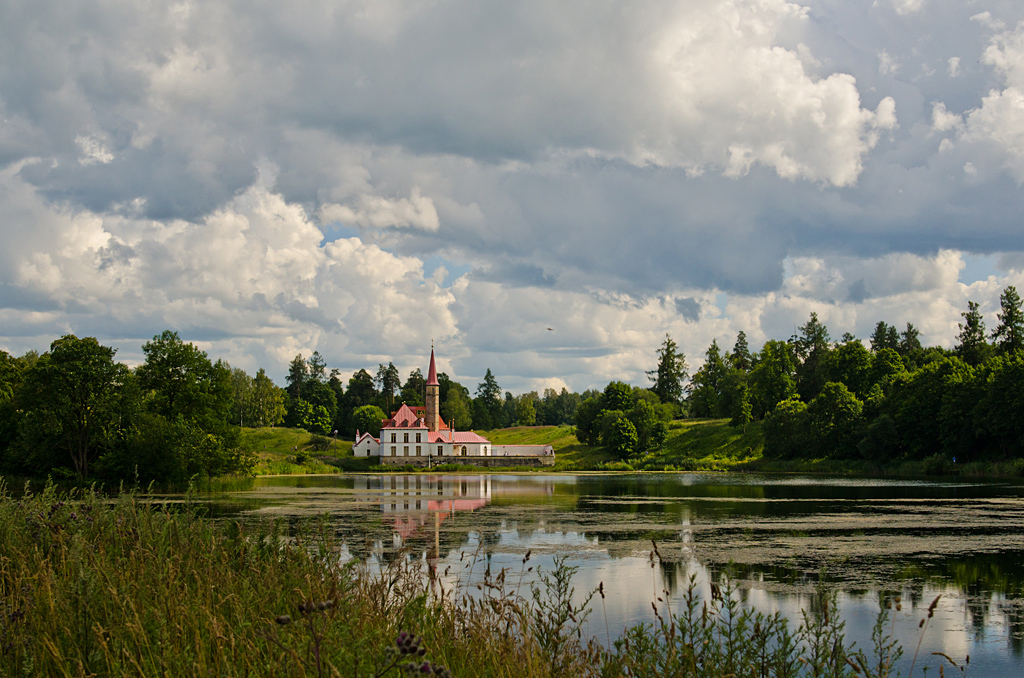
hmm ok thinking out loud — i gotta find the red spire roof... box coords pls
[426,348,439,386]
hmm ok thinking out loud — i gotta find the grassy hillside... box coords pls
[480,420,764,471]
[235,419,765,476]
[239,427,370,475]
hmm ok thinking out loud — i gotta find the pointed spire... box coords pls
[426,347,439,386]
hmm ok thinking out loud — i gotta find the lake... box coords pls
[198,472,1024,676]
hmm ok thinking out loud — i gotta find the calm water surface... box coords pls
[201,473,1024,676]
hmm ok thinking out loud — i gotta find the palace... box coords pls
[352,349,554,466]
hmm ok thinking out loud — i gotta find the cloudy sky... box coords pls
[3,0,1024,393]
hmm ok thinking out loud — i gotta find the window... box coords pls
[461,446,467,456]
[416,445,421,456]
[403,446,409,456]
[437,446,443,456]
[416,432,421,443]
[404,432,409,443]
[390,446,396,455]
[391,433,396,443]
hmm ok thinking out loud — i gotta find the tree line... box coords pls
[572,286,1024,465]
[283,356,583,440]
[0,335,587,482]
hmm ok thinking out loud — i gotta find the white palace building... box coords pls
[352,349,554,467]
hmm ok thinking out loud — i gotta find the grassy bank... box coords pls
[240,427,378,475]
[0,484,912,677]
[480,421,764,472]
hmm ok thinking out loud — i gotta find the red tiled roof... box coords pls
[428,430,490,444]
[383,403,428,429]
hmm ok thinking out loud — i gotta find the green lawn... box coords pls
[479,420,765,471]
[236,420,767,475]
[239,427,360,475]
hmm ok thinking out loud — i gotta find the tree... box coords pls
[292,400,332,435]
[229,366,252,427]
[136,331,232,429]
[806,382,863,458]
[992,285,1024,354]
[515,393,538,426]
[956,301,991,366]
[899,323,922,356]
[603,381,634,412]
[606,418,638,459]
[249,369,286,427]
[824,340,872,399]
[400,368,426,406]
[307,351,327,383]
[688,340,727,417]
[647,334,688,405]
[574,397,603,445]
[628,399,667,453]
[353,405,386,437]
[476,369,503,425]
[762,396,809,459]
[16,335,128,479]
[748,340,797,419]
[729,331,752,371]
[346,369,377,408]
[376,363,401,412]
[729,382,753,429]
[286,354,307,402]
[869,322,900,353]
[793,312,831,401]
[441,379,473,429]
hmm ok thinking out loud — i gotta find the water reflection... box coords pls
[219,472,1024,676]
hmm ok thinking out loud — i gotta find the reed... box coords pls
[0,482,919,678]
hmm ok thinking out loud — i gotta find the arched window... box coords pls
[461,446,468,456]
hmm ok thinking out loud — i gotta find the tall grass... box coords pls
[0,484,915,677]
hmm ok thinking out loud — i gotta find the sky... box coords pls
[3,0,1024,394]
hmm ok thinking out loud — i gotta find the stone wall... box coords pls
[380,455,555,468]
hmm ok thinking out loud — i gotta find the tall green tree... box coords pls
[353,405,386,437]
[440,377,473,429]
[647,334,688,405]
[475,369,503,426]
[249,369,286,427]
[400,368,426,406]
[376,363,401,412]
[992,285,1024,354]
[307,351,327,383]
[603,381,634,412]
[628,399,668,453]
[136,331,232,429]
[688,340,727,417]
[899,323,922,356]
[515,393,538,426]
[824,340,872,399]
[956,301,991,366]
[728,331,752,371]
[16,335,128,479]
[748,340,797,419]
[869,322,900,353]
[574,397,603,445]
[793,312,832,401]
[806,382,864,458]
[286,354,308,402]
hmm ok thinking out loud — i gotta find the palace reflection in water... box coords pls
[221,473,1024,676]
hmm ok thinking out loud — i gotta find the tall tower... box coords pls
[425,346,440,432]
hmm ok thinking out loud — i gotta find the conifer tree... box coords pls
[956,301,990,366]
[647,334,688,405]
[992,285,1024,354]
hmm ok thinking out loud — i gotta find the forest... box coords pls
[1,286,1022,482]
